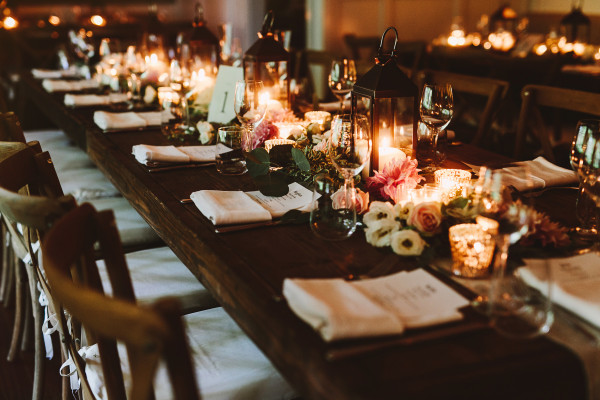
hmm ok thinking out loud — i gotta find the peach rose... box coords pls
[407,202,442,235]
[331,187,370,214]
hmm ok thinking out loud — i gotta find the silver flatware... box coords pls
[215,220,282,233]
[147,162,215,173]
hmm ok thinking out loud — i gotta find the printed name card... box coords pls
[207,66,244,124]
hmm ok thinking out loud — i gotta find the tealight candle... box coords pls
[379,146,405,169]
[264,138,296,152]
[409,184,440,204]
[434,169,472,203]
[448,223,495,278]
[304,111,331,129]
[274,122,304,139]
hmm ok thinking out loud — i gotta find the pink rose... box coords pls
[407,202,442,234]
[331,187,370,214]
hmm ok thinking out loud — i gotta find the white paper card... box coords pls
[246,182,314,218]
[353,269,469,328]
[207,66,244,124]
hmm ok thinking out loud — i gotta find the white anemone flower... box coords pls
[363,201,395,228]
[365,219,399,247]
[390,229,427,256]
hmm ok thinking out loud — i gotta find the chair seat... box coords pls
[58,168,120,200]
[83,307,296,400]
[24,130,96,171]
[88,197,162,250]
[97,246,216,313]
[23,129,76,151]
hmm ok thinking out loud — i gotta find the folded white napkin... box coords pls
[64,93,128,107]
[132,145,217,164]
[42,79,99,93]
[190,182,314,225]
[520,253,600,329]
[93,111,163,131]
[283,269,469,342]
[32,67,79,79]
[190,190,272,226]
[504,157,578,191]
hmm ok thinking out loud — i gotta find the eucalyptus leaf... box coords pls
[254,172,289,197]
[246,148,271,177]
[292,147,311,171]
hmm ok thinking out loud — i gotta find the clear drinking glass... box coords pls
[310,174,356,240]
[418,84,453,171]
[233,80,267,151]
[571,119,600,238]
[169,58,193,133]
[328,59,356,113]
[124,46,147,109]
[216,126,247,175]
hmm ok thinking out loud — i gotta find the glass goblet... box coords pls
[169,58,193,133]
[418,83,453,171]
[328,59,356,113]
[233,80,267,152]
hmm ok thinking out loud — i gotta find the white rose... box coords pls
[197,121,214,144]
[365,219,399,247]
[394,202,414,221]
[363,201,395,228]
[390,229,427,256]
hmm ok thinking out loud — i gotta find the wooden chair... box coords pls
[0,141,70,400]
[42,203,296,400]
[416,69,510,147]
[515,84,600,165]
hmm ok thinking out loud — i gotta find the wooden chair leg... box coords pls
[20,285,32,352]
[7,258,24,361]
[25,263,44,400]
[0,241,14,305]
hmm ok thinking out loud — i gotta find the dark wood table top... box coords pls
[19,73,588,400]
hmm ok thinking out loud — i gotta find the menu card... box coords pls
[283,269,469,342]
[520,253,600,328]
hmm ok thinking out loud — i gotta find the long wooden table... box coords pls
[20,74,588,399]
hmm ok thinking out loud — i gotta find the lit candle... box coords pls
[434,169,472,203]
[304,111,331,129]
[448,223,495,278]
[274,122,304,139]
[409,184,440,204]
[378,137,405,169]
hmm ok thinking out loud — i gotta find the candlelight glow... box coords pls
[48,15,61,26]
[3,15,18,29]
[90,15,106,27]
[535,44,547,56]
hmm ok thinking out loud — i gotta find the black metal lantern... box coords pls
[188,2,220,76]
[243,11,290,109]
[560,4,590,43]
[351,27,418,175]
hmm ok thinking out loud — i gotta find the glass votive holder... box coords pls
[409,184,440,204]
[264,138,296,153]
[434,169,472,203]
[448,223,495,278]
[304,111,331,129]
[274,122,304,139]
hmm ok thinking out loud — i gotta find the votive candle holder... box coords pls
[434,169,472,203]
[448,223,495,278]
[264,138,296,153]
[304,111,331,129]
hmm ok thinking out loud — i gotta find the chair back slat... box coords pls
[0,112,27,142]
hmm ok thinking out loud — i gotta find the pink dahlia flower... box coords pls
[365,157,424,203]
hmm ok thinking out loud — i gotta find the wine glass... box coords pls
[312,114,370,239]
[124,46,147,109]
[233,80,267,152]
[472,166,553,338]
[580,123,600,250]
[169,58,193,133]
[418,84,453,172]
[570,119,600,239]
[328,59,356,113]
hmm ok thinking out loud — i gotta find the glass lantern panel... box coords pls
[244,60,288,108]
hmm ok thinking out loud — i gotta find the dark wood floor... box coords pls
[0,295,62,400]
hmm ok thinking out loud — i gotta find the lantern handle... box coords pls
[260,10,275,36]
[377,26,399,58]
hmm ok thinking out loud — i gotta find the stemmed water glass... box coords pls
[169,58,193,133]
[311,114,370,240]
[472,166,553,338]
[233,80,267,151]
[124,46,147,109]
[418,83,453,171]
[328,59,356,113]
[579,122,600,252]
[570,119,600,239]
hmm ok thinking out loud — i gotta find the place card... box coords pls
[246,182,313,218]
[207,66,244,124]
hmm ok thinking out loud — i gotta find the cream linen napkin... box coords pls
[283,269,469,342]
[190,182,314,225]
[32,67,79,79]
[190,190,272,226]
[93,111,163,131]
[42,79,99,92]
[520,253,600,329]
[64,93,128,107]
[131,145,217,164]
[504,157,578,191]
